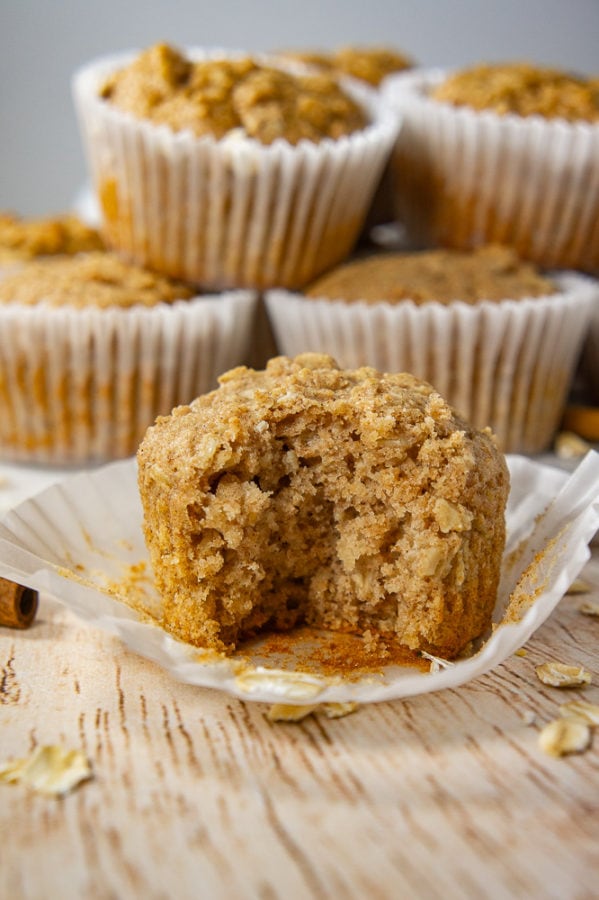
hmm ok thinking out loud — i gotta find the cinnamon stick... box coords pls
[0,578,38,629]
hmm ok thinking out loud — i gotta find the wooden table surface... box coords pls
[1,473,598,900]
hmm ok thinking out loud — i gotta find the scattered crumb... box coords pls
[566,578,590,595]
[521,710,538,726]
[514,648,528,657]
[554,431,591,460]
[535,662,592,688]
[559,699,599,726]
[0,745,93,797]
[321,702,359,719]
[579,601,599,617]
[267,704,319,722]
[538,718,592,757]
[420,651,456,673]
[267,701,359,723]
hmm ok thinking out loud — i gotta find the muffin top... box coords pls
[281,45,413,86]
[305,246,556,305]
[100,43,368,143]
[0,252,195,309]
[0,212,103,264]
[432,63,599,121]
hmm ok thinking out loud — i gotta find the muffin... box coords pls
[264,246,597,453]
[0,211,103,267]
[137,353,509,658]
[382,62,599,271]
[277,45,414,236]
[279,45,413,86]
[73,43,399,289]
[0,252,256,463]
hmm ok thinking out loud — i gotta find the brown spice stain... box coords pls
[0,653,21,704]
[237,626,430,679]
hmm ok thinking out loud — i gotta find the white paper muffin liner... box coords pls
[381,69,599,272]
[0,290,256,465]
[0,452,597,704]
[72,50,400,290]
[265,273,597,454]
[581,300,599,401]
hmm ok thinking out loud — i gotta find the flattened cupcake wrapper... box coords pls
[0,291,256,464]
[72,51,400,290]
[265,274,597,454]
[382,69,599,273]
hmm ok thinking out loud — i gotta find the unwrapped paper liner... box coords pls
[0,452,597,704]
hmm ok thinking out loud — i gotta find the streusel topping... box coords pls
[100,43,367,143]
[432,63,599,121]
[0,252,195,308]
[0,212,103,264]
[306,246,556,304]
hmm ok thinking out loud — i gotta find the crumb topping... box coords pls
[100,43,367,143]
[0,251,195,308]
[432,63,599,121]
[305,245,556,304]
[280,45,413,86]
[0,212,103,264]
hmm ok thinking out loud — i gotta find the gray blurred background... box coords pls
[1,0,598,216]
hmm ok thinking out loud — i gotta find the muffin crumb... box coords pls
[138,354,509,658]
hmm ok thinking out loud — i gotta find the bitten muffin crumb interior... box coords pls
[137,354,509,659]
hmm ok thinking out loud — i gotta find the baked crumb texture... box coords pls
[432,63,599,121]
[280,45,413,87]
[0,252,194,309]
[305,245,555,305]
[101,43,366,143]
[138,354,509,659]
[0,212,103,264]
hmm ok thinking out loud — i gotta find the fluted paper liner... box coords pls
[582,302,599,402]
[0,452,597,704]
[265,273,596,453]
[0,291,256,464]
[73,51,400,289]
[382,68,599,272]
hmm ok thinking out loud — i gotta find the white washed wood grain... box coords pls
[1,554,598,900]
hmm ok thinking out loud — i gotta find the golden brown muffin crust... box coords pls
[279,45,413,86]
[432,63,599,121]
[0,251,195,308]
[305,245,556,304]
[0,212,103,264]
[137,353,509,658]
[100,43,367,143]
[332,46,413,86]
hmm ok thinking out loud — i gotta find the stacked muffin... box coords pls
[6,44,596,463]
[382,62,599,271]
[265,59,599,454]
[73,43,398,289]
[1,42,401,464]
